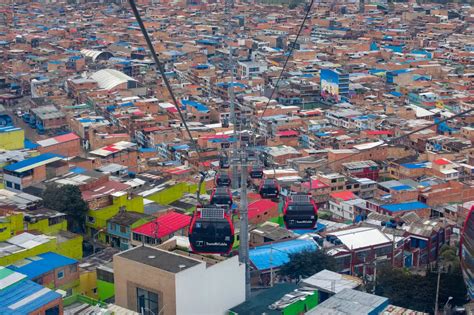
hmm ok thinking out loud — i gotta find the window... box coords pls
[120,226,127,234]
[57,270,64,279]
[87,216,95,224]
[110,223,116,231]
[6,181,12,188]
[137,288,159,315]
[93,288,98,294]
[133,233,143,242]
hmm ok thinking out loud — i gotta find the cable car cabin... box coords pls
[189,207,234,254]
[219,155,230,169]
[215,172,231,187]
[259,179,279,199]
[210,187,233,207]
[283,194,318,230]
[249,166,264,179]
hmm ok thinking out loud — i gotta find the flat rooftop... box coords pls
[117,246,201,273]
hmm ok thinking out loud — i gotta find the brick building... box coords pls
[37,133,81,157]
[89,141,138,172]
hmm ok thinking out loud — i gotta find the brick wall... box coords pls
[39,138,81,157]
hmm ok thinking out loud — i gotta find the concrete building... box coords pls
[114,246,245,315]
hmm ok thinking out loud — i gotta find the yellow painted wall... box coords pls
[0,232,83,265]
[28,218,68,235]
[79,270,99,299]
[0,129,24,150]
[0,212,68,242]
[0,238,56,265]
[86,194,144,241]
[55,234,83,260]
[147,182,204,205]
[0,212,24,242]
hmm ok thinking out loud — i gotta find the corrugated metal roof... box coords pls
[382,201,429,213]
[133,212,191,238]
[4,153,63,173]
[0,278,61,314]
[90,69,137,90]
[301,269,362,294]
[249,239,318,271]
[306,289,388,315]
[7,252,77,280]
[36,133,79,148]
[328,227,391,250]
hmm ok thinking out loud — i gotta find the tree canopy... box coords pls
[42,184,89,233]
[375,245,467,313]
[279,249,337,279]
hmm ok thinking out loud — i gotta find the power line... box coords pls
[258,0,315,120]
[316,107,474,170]
[128,0,202,162]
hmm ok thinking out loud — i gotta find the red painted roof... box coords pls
[302,179,329,189]
[433,158,451,165]
[277,130,299,137]
[103,146,119,152]
[166,107,178,113]
[133,212,191,238]
[54,133,80,143]
[330,191,357,201]
[248,199,278,219]
[366,130,393,135]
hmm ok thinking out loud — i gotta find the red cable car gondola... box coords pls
[258,179,280,199]
[210,187,233,207]
[283,194,318,230]
[188,207,234,254]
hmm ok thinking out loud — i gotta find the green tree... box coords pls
[376,246,467,313]
[279,249,337,279]
[42,184,89,233]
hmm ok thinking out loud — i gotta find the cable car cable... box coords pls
[258,0,315,120]
[128,0,202,162]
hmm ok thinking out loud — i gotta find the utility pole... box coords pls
[434,264,441,315]
[229,49,239,190]
[224,1,250,300]
[239,150,250,300]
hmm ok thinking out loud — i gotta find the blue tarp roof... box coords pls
[181,99,209,113]
[391,185,412,191]
[4,153,63,172]
[70,166,86,174]
[249,239,318,271]
[24,139,39,150]
[400,161,429,169]
[292,222,326,235]
[389,91,402,97]
[381,201,429,213]
[7,252,77,280]
[0,278,61,314]
[216,82,247,89]
[139,148,156,153]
